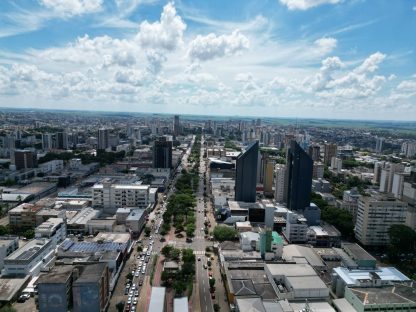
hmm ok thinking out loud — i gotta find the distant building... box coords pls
[153,137,172,169]
[173,115,180,137]
[42,133,53,151]
[375,136,384,153]
[323,143,337,166]
[0,236,19,270]
[401,141,416,158]
[355,194,408,246]
[274,164,286,204]
[35,217,66,247]
[313,162,324,179]
[97,128,109,151]
[286,140,313,211]
[235,141,259,203]
[308,145,320,161]
[56,132,68,150]
[8,203,44,230]
[14,150,37,170]
[72,263,110,312]
[263,159,275,195]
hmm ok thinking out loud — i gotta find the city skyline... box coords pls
[0,0,415,120]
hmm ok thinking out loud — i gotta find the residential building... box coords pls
[56,132,68,150]
[235,141,259,203]
[173,115,180,137]
[375,136,384,153]
[42,133,53,151]
[97,128,109,151]
[14,150,37,170]
[323,143,337,166]
[308,145,320,161]
[8,203,44,230]
[274,164,286,203]
[284,211,308,243]
[263,158,275,195]
[286,140,313,211]
[354,193,408,246]
[153,136,173,169]
[312,162,324,179]
[92,181,151,214]
[401,141,416,158]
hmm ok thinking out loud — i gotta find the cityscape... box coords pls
[0,1,416,312]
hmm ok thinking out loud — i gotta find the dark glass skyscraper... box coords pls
[286,140,313,211]
[153,136,173,169]
[235,141,259,202]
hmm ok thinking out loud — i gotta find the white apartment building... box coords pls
[354,194,408,246]
[274,164,286,204]
[2,238,55,276]
[35,217,66,247]
[92,181,151,214]
[38,159,64,174]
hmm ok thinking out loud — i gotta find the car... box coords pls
[129,290,134,296]
[139,280,143,286]
[134,291,139,297]
[130,306,135,312]
[133,298,138,305]
[211,293,215,299]
[127,298,132,305]
[198,257,201,261]
[135,272,139,277]
[145,256,150,263]
[208,272,213,277]
[160,237,166,242]
[203,264,207,269]
[201,228,204,231]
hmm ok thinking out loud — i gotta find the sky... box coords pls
[0,0,415,120]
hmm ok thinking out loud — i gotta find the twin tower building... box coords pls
[235,140,313,211]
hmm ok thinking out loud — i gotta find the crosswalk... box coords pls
[193,250,205,255]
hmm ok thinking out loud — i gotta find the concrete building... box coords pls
[312,178,331,193]
[66,208,101,234]
[2,238,55,276]
[38,159,64,174]
[286,140,313,211]
[235,141,259,203]
[308,145,321,161]
[331,157,343,172]
[8,203,44,230]
[173,115,180,137]
[14,150,37,170]
[92,181,151,214]
[35,217,66,247]
[153,136,173,169]
[37,266,74,312]
[72,263,110,312]
[401,141,416,158]
[375,136,384,153]
[274,164,286,203]
[125,209,147,234]
[313,162,325,179]
[379,163,405,194]
[97,128,109,151]
[0,236,19,270]
[284,211,308,243]
[263,159,275,195]
[149,287,166,312]
[324,143,337,166]
[354,193,408,246]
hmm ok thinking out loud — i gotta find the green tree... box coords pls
[115,301,124,312]
[173,279,186,295]
[137,245,143,253]
[213,225,237,242]
[144,226,151,236]
[0,305,17,312]
[22,229,35,239]
[125,272,133,280]
[213,304,220,312]
[182,248,195,263]
[0,225,10,236]
[209,277,216,288]
[161,245,174,258]
[388,224,416,259]
[171,248,181,261]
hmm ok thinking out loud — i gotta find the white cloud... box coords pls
[314,37,337,54]
[146,50,167,75]
[397,79,416,92]
[115,69,145,86]
[188,30,249,62]
[413,5,416,11]
[136,2,186,51]
[354,51,385,74]
[279,0,342,10]
[40,0,103,17]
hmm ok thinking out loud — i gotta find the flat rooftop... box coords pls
[73,263,107,284]
[5,238,51,261]
[37,265,73,284]
[0,276,31,301]
[342,242,376,262]
[266,263,317,277]
[93,232,130,244]
[350,283,416,305]
[11,182,56,195]
[333,267,410,285]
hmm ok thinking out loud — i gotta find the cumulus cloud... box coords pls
[136,2,186,51]
[314,37,337,54]
[146,50,167,75]
[188,30,249,62]
[40,0,103,17]
[115,70,145,86]
[279,0,342,10]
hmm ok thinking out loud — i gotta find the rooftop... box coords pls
[73,263,107,284]
[37,265,73,284]
[5,238,51,261]
[333,267,410,286]
[173,297,189,312]
[0,276,31,301]
[350,282,416,305]
[266,263,317,277]
[149,287,166,312]
[342,243,376,262]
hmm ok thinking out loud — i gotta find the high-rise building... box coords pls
[97,128,109,151]
[274,164,286,203]
[42,134,52,151]
[235,141,259,203]
[153,137,172,169]
[323,143,337,166]
[308,145,321,161]
[173,115,180,136]
[355,194,407,246]
[286,140,313,211]
[375,137,384,154]
[263,159,275,195]
[56,132,68,150]
[14,150,37,170]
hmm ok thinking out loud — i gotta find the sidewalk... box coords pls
[210,254,230,312]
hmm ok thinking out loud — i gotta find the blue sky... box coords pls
[0,0,415,120]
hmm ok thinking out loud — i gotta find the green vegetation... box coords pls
[388,225,416,259]
[209,277,216,288]
[116,302,125,312]
[310,192,354,239]
[325,170,371,199]
[224,140,241,151]
[144,226,151,236]
[0,305,17,312]
[160,248,196,296]
[213,225,238,242]
[150,255,159,286]
[136,245,143,253]
[125,272,133,281]
[214,304,220,312]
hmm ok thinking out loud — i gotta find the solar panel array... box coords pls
[59,239,126,253]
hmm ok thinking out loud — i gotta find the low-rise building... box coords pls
[8,203,44,230]
[0,236,19,270]
[149,287,166,312]
[35,217,67,247]
[3,238,55,276]
[284,211,308,243]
